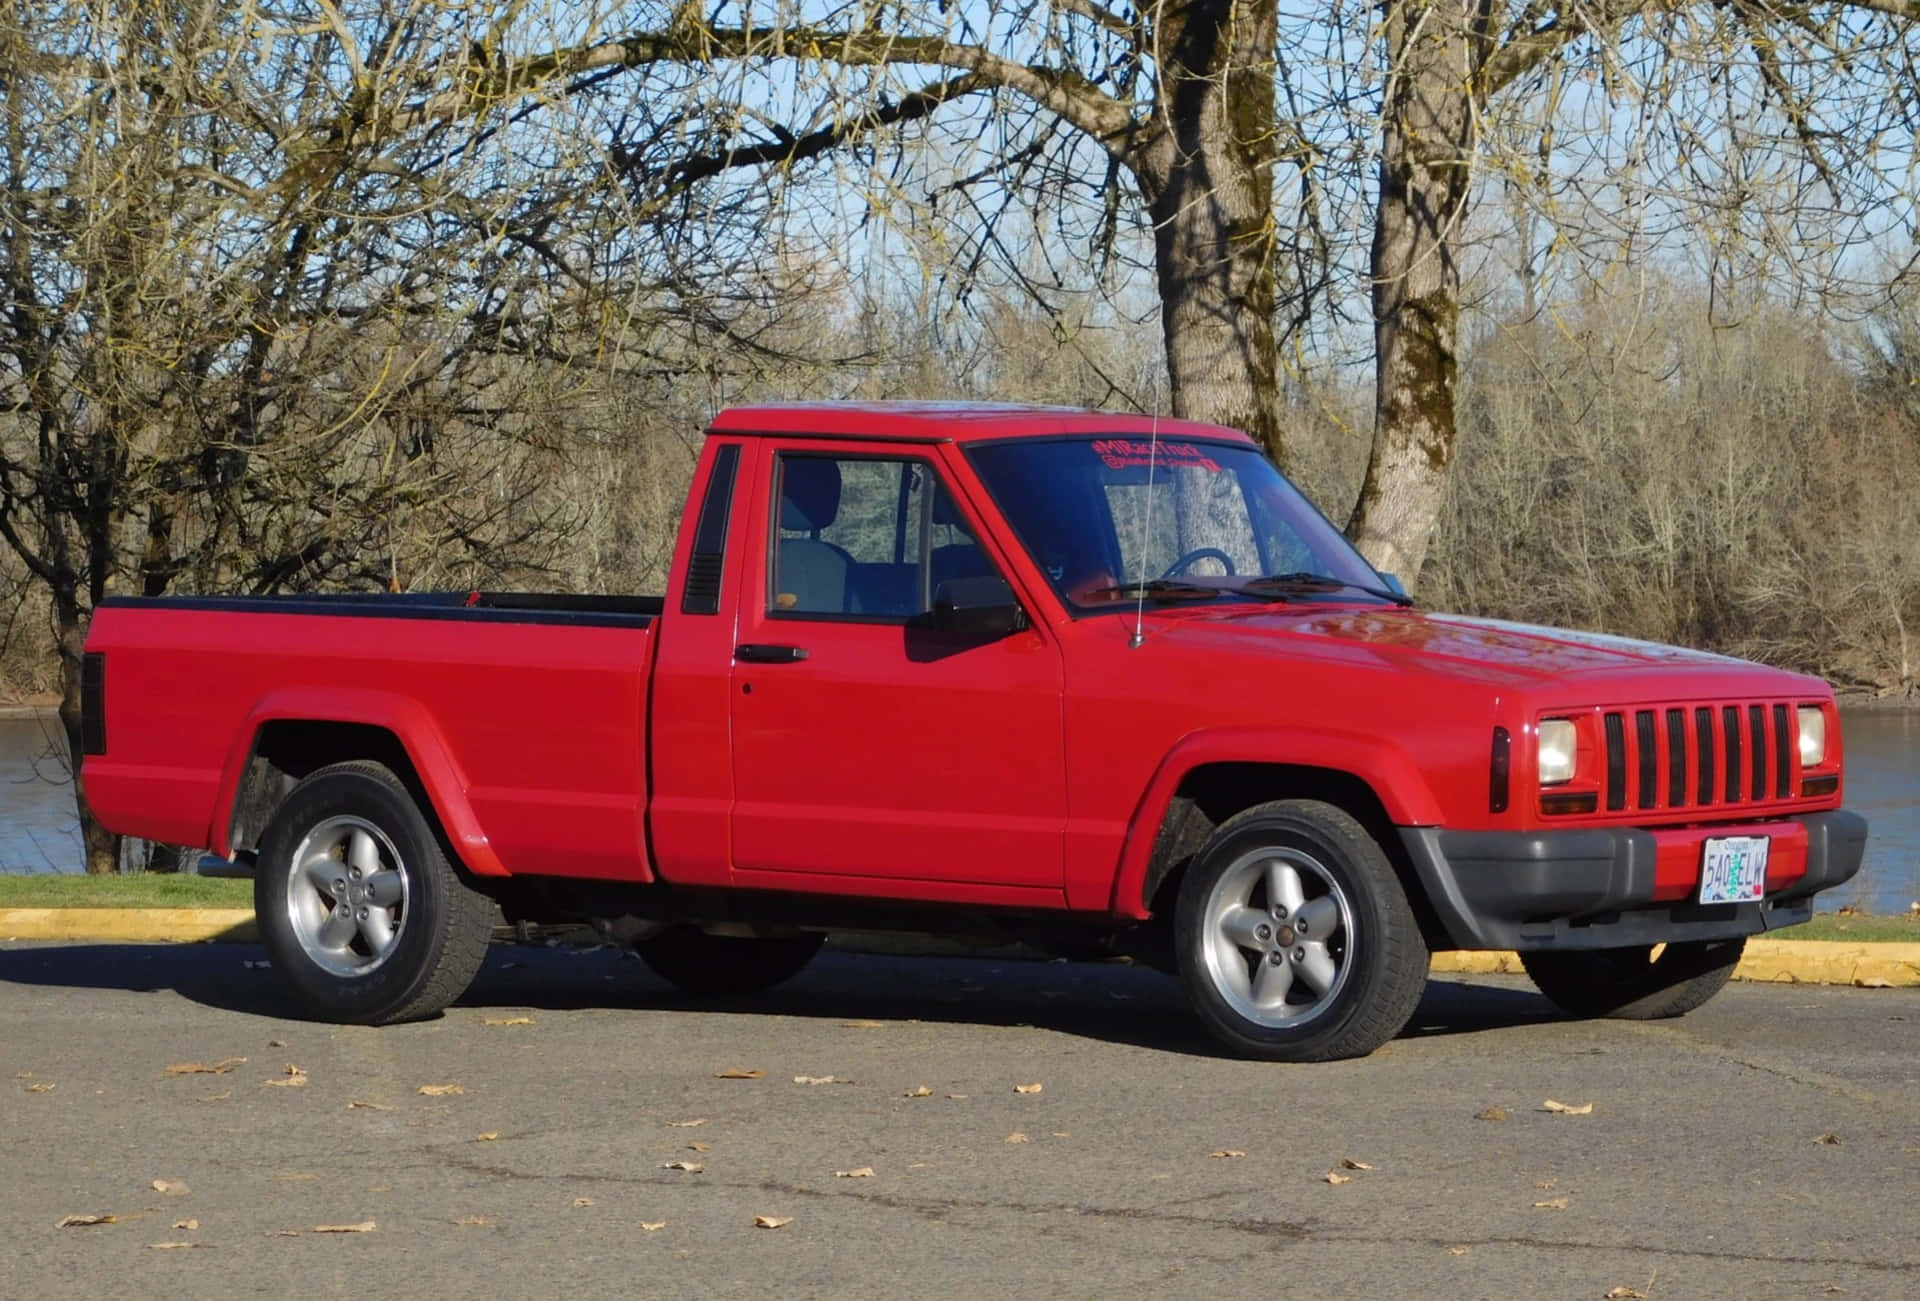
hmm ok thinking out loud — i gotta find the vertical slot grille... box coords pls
[1635,710,1657,809]
[1604,712,1627,811]
[1666,708,1687,807]
[1695,707,1715,806]
[1748,703,1767,801]
[1773,703,1792,798]
[1722,704,1742,802]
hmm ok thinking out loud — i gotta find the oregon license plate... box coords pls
[1699,836,1770,905]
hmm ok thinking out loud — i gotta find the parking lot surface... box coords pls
[2,940,1916,1299]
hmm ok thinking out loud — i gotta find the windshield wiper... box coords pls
[1078,579,1222,603]
[1235,572,1414,607]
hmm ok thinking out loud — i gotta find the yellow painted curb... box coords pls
[0,908,256,943]
[1432,941,1920,988]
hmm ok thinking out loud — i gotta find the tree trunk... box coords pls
[1135,0,1283,464]
[55,600,120,875]
[1348,1,1482,585]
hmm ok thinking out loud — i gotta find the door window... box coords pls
[771,454,989,619]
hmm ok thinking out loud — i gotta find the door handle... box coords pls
[736,643,810,664]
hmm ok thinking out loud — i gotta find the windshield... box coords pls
[965,436,1391,612]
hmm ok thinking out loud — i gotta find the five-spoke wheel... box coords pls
[286,816,412,977]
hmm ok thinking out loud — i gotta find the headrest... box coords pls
[931,488,964,528]
[780,458,841,533]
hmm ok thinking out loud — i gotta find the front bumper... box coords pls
[1399,809,1868,951]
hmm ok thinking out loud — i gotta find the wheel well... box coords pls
[1139,762,1450,949]
[229,721,426,855]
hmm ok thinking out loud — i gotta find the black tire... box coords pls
[1174,799,1429,1062]
[254,761,495,1024]
[1520,938,1745,1020]
[636,926,824,995]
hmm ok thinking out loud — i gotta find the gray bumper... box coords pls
[1399,809,1868,951]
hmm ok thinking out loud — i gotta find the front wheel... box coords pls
[1520,939,1745,1020]
[255,761,495,1024]
[1175,800,1429,1061]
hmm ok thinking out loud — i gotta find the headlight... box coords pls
[1797,706,1826,768]
[1538,719,1577,785]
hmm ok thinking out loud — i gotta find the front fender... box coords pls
[1105,726,1442,918]
[208,687,510,877]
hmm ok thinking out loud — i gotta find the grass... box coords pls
[1776,912,1920,943]
[0,873,251,908]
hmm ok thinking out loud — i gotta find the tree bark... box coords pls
[1348,1,1484,584]
[1134,0,1283,464]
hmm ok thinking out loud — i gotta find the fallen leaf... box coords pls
[348,1101,394,1111]
[13,1070,28,1077]
[1474,1106,1507,1121]
[1814,1133,1842,1145]
[368,1186,389,1194]
[835,1167,875,1179]
[1540,1099,1594,1115]
[1014,1082,1043,1095]
[947,1093,968,1100]
[1210,1150,1246,1159]
[714,1068,766,1080]
[314,1221,376,1234]
[1533,1197,1570,1210]
[1604,1289,1647,1299]
[171,1219,198,1231]
[151,1179,189,1196]
[56,1214,116,1228]
[904,1085,934,1098]
[147,1241,204,1250]
[276,1173,318,1182]
[572,1198,594,1209]
[481,1016,534,1026]
[842,1020,887,1028]
[666,1118,707,1128]
[267,1039,287,1048]
[198,1092,232,1103]
[1005,1132,1029,1144]
[25,1082,54,1093]
[475,1132,501,1142]
[165,1058,245,1076]
[687,1141,710,1152]
[418,1084,465,1097]
[278,1063,306,1077]
[1856,977,1894,989]
[1051,1131,1069,1137]
[274,1230,302,1237]
[753,1215,792,1229]
[640,1221,666,1231]
[453,1216,489,1227]
[660,1161,704,1173]
[1446,1246,1470,1256]
[793,1075,848,1085]
[264,1070,308,1089]
[1339,1158,1374,1171]
[1324,1170,1352,1185]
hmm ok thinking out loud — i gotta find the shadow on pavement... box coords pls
[0,940,1561,1056]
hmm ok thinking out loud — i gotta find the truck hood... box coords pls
[1150,605,1819,698]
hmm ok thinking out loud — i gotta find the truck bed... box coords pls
[83,592,660,881]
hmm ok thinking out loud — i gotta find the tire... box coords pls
[636,926,824,996]
[254,761,495,1024]
[1174,800,1429,1062]
[1520,938,1745,1020]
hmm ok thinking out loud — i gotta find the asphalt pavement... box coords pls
[2,940,1916,1299]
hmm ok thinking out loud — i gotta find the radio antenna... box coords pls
[1130,404,1161,650]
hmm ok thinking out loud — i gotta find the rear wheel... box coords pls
[1174,799,1429,1061]
[255,761,494,1024]
[636,927,824,995]
[1520,939,1745,1020]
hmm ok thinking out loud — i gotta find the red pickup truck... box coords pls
[80,402,1866,1060]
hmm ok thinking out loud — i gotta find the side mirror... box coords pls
[1378,572,1408,598]
[932,575,1025,639]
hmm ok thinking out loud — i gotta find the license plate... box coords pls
[1699,836,1770,904]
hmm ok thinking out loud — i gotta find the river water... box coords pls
[2,709,1914,913]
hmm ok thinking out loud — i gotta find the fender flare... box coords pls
[207,687,510,877]
[1106,726,1443,918]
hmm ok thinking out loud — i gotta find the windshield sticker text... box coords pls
[1090,440,1223,473]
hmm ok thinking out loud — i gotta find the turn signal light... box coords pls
[1540,790,1599,816]
[1799,774,1838,798]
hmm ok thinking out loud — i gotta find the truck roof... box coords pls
[706,401,1259,446]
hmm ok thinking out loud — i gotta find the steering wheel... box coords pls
[1161,547,1237,578]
